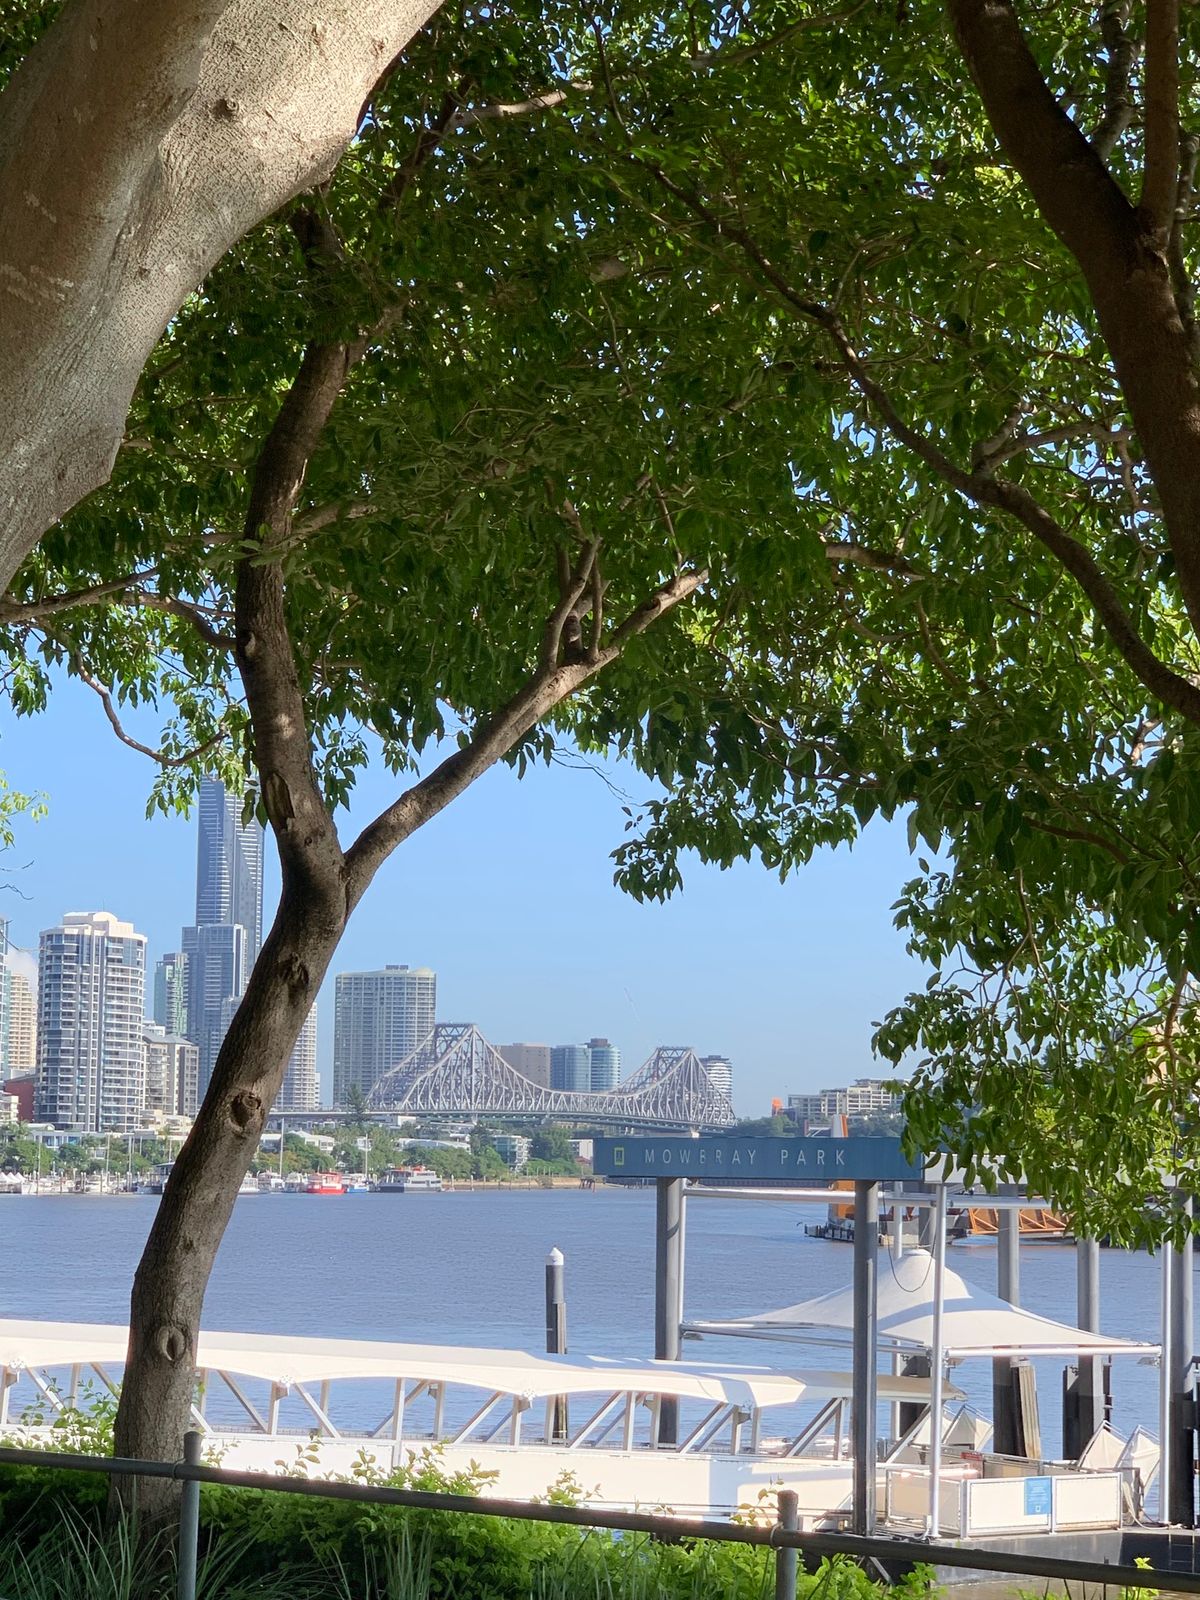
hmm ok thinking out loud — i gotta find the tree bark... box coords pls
[113,883,346,1480]
[0,0,443,590]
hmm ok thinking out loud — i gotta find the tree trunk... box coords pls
[0,0,443,589]
[112,877,346,1517]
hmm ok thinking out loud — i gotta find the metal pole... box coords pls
[851,1179,878,1534]
[654,1177,684,1446]
[1160,1235,1173,1523]
[774,1488,799,1600]
[1075,1235,1104,1455]
[176,1429,201,1600]
[1170,1196,1195,1527]
[545,1247,568,1442]
[925,1184,948,1540]
[994,1186,1021,1456]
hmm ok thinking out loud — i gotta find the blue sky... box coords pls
[0,678,929,1112]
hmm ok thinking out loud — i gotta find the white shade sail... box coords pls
[686,1249,1158,1359]
[0,1318,960,1406]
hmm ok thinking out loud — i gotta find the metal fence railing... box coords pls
[0,1439,1196,1600]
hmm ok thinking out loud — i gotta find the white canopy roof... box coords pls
[0,1318,959,1407]
[686,1249,1157,1359]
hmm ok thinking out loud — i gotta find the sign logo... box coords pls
[613,1145,625,1167]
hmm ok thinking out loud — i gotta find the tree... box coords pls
[0,0,448,580]
[2,3,800,1501]
[530,1125,575,1164]
[582,0,1200,1241]
[13,0,1200,1496]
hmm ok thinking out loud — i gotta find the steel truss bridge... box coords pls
[364,1024,735,1130]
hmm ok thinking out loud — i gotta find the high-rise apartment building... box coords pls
[0,917,33,1082]
[194,778,264,964]
[550,1043,591,1093]
[278,1006,319,1112]
[183,921,247,1093]
[332,965,436,1106]
[153,952,189,1036]
[141,1022,199,1119]
[36,911,147,1133]
[588,1038,621,1093]
[701,1054,733,1103]
[786,1078,903,1125]
[7,972,36,1076]
[498,1043,552,1088]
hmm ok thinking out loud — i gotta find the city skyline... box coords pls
[0,676,930,1114]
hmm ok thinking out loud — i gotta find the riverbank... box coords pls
[1,1173,593,1196]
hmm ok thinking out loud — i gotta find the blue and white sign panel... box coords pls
[1023,1476,1053,1519]
[592,1135,922,1182]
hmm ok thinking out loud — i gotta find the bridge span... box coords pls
[352,1023,735,1130]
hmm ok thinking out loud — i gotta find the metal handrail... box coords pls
[1,1440,1198,1600]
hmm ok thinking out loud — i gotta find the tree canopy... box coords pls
[9,0,1200,1466]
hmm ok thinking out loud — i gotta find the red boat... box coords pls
[304,1172,346,1195]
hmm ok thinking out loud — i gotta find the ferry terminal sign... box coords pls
[592,1134,922,1182]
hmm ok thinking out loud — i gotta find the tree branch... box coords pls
[822,540,923,577]
[0,572,162,621]
[1141,0,1181,238]
[636,149,1200,727]
[448,86,590,128]
[0,572,234,649]
[384,86,464,208]
[542,518,601,669]
[132,593,235,651]
[948,0,1200,635]
[291,501,378,538]
[345,567,706,897]
[73,655,226,768]
[1091,0,1138,160]
[235,332,372,892]
[1169,130,1200,360]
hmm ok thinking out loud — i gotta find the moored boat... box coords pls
[378,1165,442,1193]
[304,1172,346,1195]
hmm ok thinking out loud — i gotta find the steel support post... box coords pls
[993,1186,1021,1457]
[926,1185,948,1541]
[1074,1236,1104,1455]
[774,1489,799,1600]
[176,1430,202,1600]
[1170,1196,1196,1527]
[655,1177,685,1446]
[545,1247,568,1442]
[851,1180,879,1535]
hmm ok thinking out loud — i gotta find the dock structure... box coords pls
[0,1317,958,1524]
[592,1134,1178,1547]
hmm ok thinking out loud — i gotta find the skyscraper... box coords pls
[0,915,36,1081]
[278,1006,319,1111]
[498,1043,552,1088]
[0,917,10,1079]
[36,911,147,1132]
[5,972,35,1076]
[550,1043,591,1093]
[194,778,263,963]
[701,1054,733,1103]
[182,922,247,1094]
[182,778,264,1096]
[332,965,436,1106]
[587,1038,621,1093]
[153,951,189,1036]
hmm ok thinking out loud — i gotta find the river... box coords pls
[0,1187,1172,1454]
